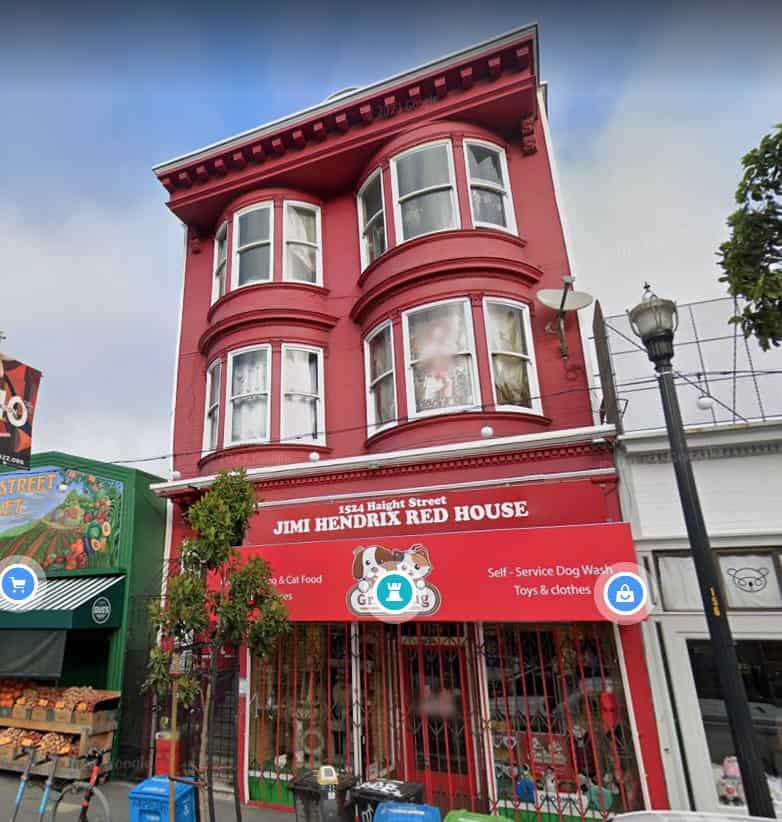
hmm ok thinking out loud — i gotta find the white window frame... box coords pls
[282,200,322,286]
[390,139,461,245]
[357,170,387,270]
[363,320,397,435]
[232,202,274,290]
[203,358,222,454]
[211,222,228,304]
[463,139,517,234]
[401,297,481,421]
[483,297,542,415]
[280,343,326,446]
[224,344,272,448]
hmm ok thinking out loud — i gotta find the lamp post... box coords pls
[628,285,774,817]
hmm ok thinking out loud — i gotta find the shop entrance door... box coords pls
[400,626,479,811]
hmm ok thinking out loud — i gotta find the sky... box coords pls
[2,0,780,477]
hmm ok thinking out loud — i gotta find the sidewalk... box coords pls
[0,773,290,821]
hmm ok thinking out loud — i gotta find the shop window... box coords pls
[212,222,228,303]
[402,299,480,419]
[203,359,221,453]
[358,170,386,268]
[225,345,271,446]
[687,639,782,808]
[464,140,516,233]
[233,203,273,288]
[658,552,782,611]
[484,298,540,412]
[364,322,397,433]
[284,202,322,285]
[281,345,325,445]
[391,141,459,242]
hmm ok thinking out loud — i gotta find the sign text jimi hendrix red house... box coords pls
[152,25,667,816]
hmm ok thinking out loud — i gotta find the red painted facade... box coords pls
[155,25,667,815]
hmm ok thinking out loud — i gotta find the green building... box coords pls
[0,452,166,777]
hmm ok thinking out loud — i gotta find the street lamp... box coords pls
[628,285,774,817]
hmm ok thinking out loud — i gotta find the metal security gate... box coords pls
[248,623,642,818]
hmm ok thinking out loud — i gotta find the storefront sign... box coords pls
[91,596,112,624]
[0,356,42,470]
[250,479,614,544]
[241,522,635,622]
[0,466,124,572]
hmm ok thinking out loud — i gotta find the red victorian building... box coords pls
[152,24,667,817]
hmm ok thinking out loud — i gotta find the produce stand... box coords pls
[0,682,119,780]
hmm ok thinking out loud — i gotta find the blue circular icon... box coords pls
[376,573,414,614]
[603,572,647,617]
[0,564,39,605]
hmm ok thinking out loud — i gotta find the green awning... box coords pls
[0,575,125,629]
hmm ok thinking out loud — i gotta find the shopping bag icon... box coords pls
[616,584,635,604]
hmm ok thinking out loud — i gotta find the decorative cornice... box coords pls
[633,440,782,464]
[155,35,536,204]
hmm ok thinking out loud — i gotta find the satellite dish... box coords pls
[535,277,594,359]
[537,288,593,312]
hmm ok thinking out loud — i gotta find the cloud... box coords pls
[2,200,182,477]
[555,1,782,316]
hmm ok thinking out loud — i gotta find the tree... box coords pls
[719,124,782,350]
[143,469,290,822]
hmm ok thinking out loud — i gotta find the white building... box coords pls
[600,297,782,813]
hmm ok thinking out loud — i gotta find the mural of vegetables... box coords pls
[0,467,123,572]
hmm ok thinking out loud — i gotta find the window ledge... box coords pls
[207,280,331,323]
[363,408,552,450]
[198,442,333,470]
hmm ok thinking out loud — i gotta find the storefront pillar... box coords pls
[617,623,669,808]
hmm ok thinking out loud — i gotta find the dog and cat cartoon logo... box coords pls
[347,543,441,619]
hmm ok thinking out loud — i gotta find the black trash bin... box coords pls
[291,766,358,822]
[353,779,424,822]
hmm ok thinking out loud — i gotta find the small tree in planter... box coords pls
[143,469,290,822]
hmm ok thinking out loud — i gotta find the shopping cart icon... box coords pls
[0,564,40,606]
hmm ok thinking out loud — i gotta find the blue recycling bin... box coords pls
[129,776,196,822]
[375,800,442,822]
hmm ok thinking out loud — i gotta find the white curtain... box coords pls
[284,349,319,440]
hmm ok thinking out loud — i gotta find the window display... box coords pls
[687,639,782,811]
[405,300,477,416]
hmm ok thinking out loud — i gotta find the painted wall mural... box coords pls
[0,466,123,572]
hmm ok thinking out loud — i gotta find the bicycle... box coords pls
[9,747,36,822]
[50,747,112,822]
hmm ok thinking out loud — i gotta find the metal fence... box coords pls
[598,297,782,433]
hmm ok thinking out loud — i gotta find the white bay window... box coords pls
[281,345,325,444]
[403,299,479,418]
[464,140,516,232]
[225,346,271,445]
[484,298,540,412]
[358,171,386,268]
[391,141,459,242]
[203,359,221,453]
[233,203,273,287]
[364,322,396,432]
[284,202,322,285]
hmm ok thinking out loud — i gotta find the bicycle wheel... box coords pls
[51,782,111,822]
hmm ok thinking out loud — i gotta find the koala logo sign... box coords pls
[726,567,769,594]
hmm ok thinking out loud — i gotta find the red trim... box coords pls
[238,644,248,804]
[618,623,670,809]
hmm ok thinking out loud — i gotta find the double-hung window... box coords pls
[225,346,271,445]
[484,298,540,412]
[281,345,325,444]
[392,141,459,242]
[358,171,386,268]
[233,203,273,287]
[364,322,396,432]
[203,360,221,453]
[403,299,479,418]
[284,202,322,285]
[464,140,516,232]
[212,223,228,302]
